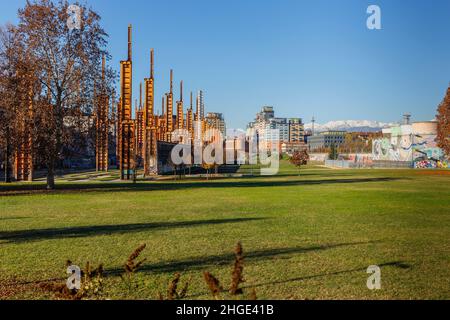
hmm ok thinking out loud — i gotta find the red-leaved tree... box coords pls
[437,86,450,157]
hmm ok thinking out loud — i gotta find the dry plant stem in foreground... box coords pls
[164,273,190,300]
[204,272,223,299]
[124,244,147,275]
[230,241,245,295]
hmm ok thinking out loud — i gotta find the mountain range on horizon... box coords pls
[226,120,394,137]
[303,120,397,133]
[227,118,438,137]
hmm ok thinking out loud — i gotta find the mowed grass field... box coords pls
[0,162,449,300]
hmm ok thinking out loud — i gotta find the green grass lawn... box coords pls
[0,162,449,300]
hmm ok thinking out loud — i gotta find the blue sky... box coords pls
[1,0,450,129]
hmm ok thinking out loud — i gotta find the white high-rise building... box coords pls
[198,90,205,120]
[247,106,304,144]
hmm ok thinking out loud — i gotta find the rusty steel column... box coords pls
[96,54,109,172]
[119,24,136,180]
[165,70,174,142]
[111,90,116,167]
[15,72,34,182]
[116,97,122,168]
[143,49,156,176]
[187,91,194,143]
[135,84,144,163]
[176,80,184,131]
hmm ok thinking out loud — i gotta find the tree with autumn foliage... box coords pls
[436,86,450,157]
[289,149,309,174]
[13,0,114,189]
[0,24,34,183]
[0,25,18,183]
[202,162,215,180]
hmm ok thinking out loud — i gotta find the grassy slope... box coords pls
[0,162,449,300]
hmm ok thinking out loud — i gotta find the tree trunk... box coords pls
[46,155,55,190]
[4,129,11,183]
[46,94,63,190]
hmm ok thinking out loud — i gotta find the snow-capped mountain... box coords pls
[226,128,247,138]
[304,120,395,133]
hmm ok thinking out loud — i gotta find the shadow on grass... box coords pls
[0,217,32,221]
[0,218,265,243]
[243,261,411,290]
[186,260,411,298]
[11,244,410,294]
[105,241,380,276]
[0,177,402,197]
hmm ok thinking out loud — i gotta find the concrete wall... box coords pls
[325,160,351,168]
[309,153,328,162]
[326,159,414,169]
[372,121,446,163]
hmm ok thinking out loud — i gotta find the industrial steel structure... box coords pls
[95,55,109,172]
[10,24,228,181]
[14,73,34,181]
[143,49,156,176]
[114,24,226,179]
[135,83,144,162]
[118,24,136,180]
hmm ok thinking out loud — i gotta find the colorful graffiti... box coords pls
[347,154,373,165]
[414,147,444,160]
[372,122,448,166]
[372,135,413,161]
[414,160,449,169]
[373,138,396,161]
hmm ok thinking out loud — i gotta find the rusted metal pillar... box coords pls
[15,73,34,182]
[135,83,144,163]
[165,70,174,142]
[143,49,156,176]
[119,24,136,180]
[187,91,194,142]
[96,54,109,172]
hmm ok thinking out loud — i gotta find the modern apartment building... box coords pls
[288,118,304,143]
[307,131,346,151]
[205,112,226,137]
[247,107,305,146]
[269,118,290,142]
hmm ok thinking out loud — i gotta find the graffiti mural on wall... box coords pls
[414,160,449,169]
[372,138,405,161]
[372,122,448,167]
[372,125,413,161]
[412,134,444,161]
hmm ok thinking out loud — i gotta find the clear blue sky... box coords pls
[1,0,450,129]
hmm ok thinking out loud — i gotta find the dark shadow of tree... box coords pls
[243,261,411,289]
[104,241,382,276]
[0,218,266,243]
[185,260,411,298]
[0,217,32,221]
[0,177,403,197]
